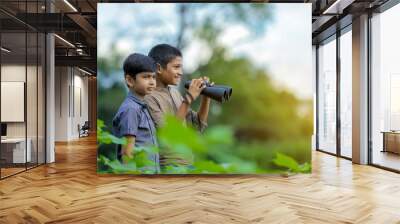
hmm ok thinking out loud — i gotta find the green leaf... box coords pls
[134,151,155,168]
[192,160,227,174]
[162,165,189,174]
[97,119,127,146]
[158,115,206,153]
[99,155,139,174]
[97,119,105,131]
[298,162,312,173]
[273,153,300,172]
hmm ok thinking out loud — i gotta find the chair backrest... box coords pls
[82,121,90,129]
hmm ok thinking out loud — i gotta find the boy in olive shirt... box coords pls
[144,44,213,167]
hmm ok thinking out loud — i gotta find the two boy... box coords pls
[112,44,212,171]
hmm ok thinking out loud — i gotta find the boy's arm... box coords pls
[121,135,135,163]
[184,97,211,132]
[176,78,204,121]
[197,96,211,123]
[176,100,191,121]
[117,106,140,163]
[195,76,212,126]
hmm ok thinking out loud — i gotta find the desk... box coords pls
[382,131,400,154]
[1,138,31,163]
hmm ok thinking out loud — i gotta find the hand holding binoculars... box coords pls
[184,80,232,103]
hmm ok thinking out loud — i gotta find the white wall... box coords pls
[1,65,26,139]
[1,64,46,164]
[54,67,89,141]
[72,72,89,138]
[54,67,69,141]
[76,70,89,139]
[1,65,42,137]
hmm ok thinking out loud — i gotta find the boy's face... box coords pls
[125,72,156,96]
[157,56,183,86]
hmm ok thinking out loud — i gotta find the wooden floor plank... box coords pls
[0,135,400,223]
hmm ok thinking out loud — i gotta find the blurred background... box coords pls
[97,3,313,172]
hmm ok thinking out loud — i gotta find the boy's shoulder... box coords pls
[168,86,183,100]
[146,87,168,96]
[146,86,180,95]
[144,86,182,106]
[145,87,173,101]
[168,86,181,94]
[116,95,144,116]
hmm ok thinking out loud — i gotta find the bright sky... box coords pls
[98,3,312,99]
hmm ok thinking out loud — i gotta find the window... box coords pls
[339,29,352,158]
[371,3,400,171]
[0,1,46,179]
[317,37,337,154]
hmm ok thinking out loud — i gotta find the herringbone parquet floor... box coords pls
[1,135,400,223]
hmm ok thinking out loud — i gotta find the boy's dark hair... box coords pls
[123,53,156,78]
[148,44,182,68]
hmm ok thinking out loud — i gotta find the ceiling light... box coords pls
[322,0,355,15]
[54,34,75,48]
[63,0,78,12]
[1,47,11,53]
[78,67,92,76]
[323,0,341,14]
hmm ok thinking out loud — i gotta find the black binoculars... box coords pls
[184,80,233,103]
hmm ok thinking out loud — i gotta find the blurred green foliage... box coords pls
[191,47,313,142]
[97,116,311,174]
